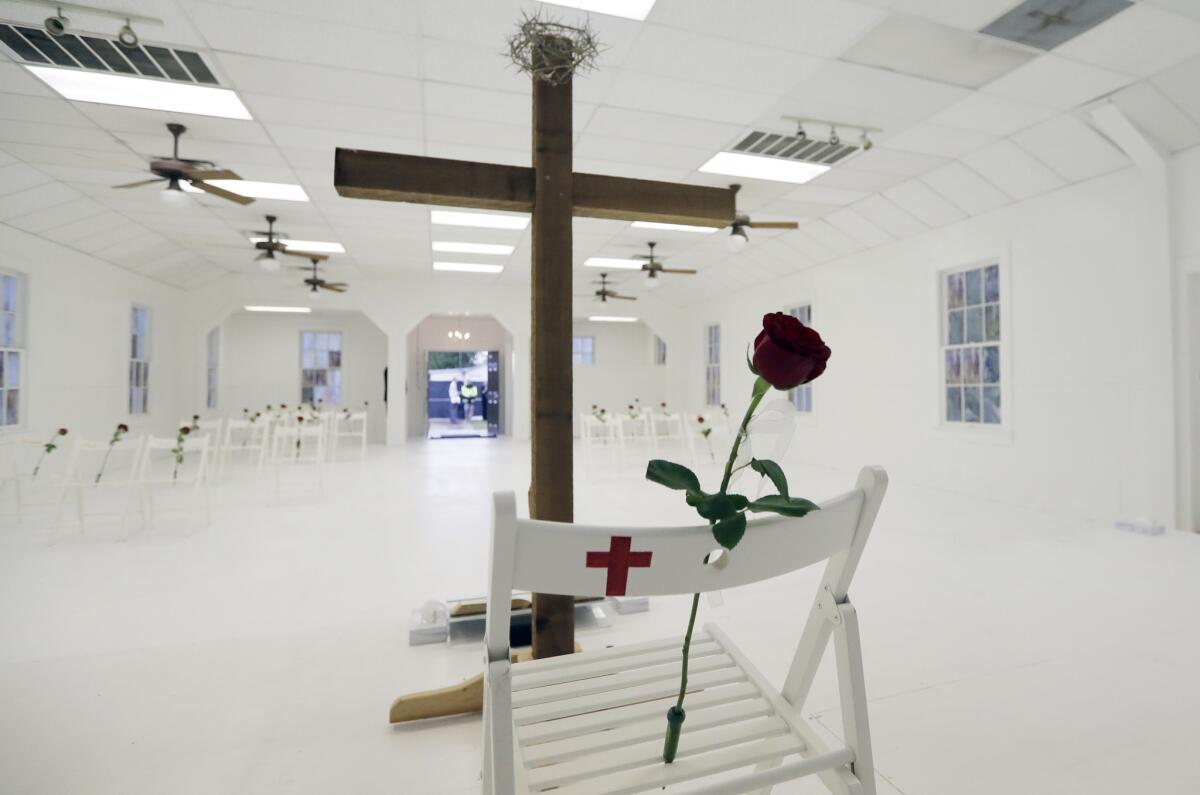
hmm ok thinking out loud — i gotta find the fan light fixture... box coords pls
[433,262,504,274]
[645,272,661,289]
[25,66,253,120]
[430,210,529,230]
[447,330,472,340]
[699,151,829,185]
[588,315,638,323]
[583,257,643,270]
[160,177,189,206]
[244,305,311,313]
[725,226,749,252]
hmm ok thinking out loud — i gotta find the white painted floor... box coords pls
[1,439,1198,794]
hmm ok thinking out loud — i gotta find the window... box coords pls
[704,323,720,406]
[654,334,667,366]
[943,263,1001,424]
[0,272,24,427]
[205,327,219,410]
[129,305,150,415]
[301,331,342,404]
[572,336,594,365]
[786,305,813,413]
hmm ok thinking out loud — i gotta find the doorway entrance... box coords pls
[427,350,500,439]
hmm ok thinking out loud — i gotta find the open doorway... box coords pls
[427,350,500,439]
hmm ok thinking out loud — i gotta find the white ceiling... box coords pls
[0,0,1198,305]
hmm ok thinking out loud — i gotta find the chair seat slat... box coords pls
[512,634,693,676]
[511,653,735,709]
[516,680,760,745]
[512,640,721,691]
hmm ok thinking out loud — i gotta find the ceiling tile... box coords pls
[782,184,867,206]
[1055,3,1200,77]
[873,0,1019,31]
[920,161,1011,215]
[983,54,1135,109]
[214,53,423,112]
[842,147,949,177]
[1141,0,1200,22]
[882,179,968,227]
[802,219,864,257]
[823,207,894,247]
[961,139,1067,199]
[929,92,1059,136]
[842,15,1033,88]
[604,70,780,126]
[1150,54,1200,128]
[2,196,104,234]
[0,162,51,196]
[1011,113,1129,181]
[809,167,907,193]
[852,194,930,239]
[883,123,997,158]
[581,107,742,152]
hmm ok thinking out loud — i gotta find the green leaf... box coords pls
[686,491,748,522]
[645,459,701,492]
[746,345,759,376]
[746,494,821,517]
[750,459,788,498]
[752,375,771,398]
[713,512,747,550]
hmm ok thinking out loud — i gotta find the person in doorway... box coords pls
[448,376,462,422]
[460,380,480,422]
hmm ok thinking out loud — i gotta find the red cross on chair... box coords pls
[586,536,653,597]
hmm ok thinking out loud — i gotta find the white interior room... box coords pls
[1,1,1199,793]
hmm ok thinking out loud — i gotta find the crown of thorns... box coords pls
[507,14,602,85]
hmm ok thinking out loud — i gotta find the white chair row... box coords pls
[178,409,368,472]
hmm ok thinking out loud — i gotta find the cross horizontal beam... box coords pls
[334,149,736,228]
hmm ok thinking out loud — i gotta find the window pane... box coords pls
[965,307,983,343]
[328,350,341,368]
[946,387,962,422]
[329,333,342,352]
[982,346,1000,384]
[965,269,982,306]
[0,355,5,387]
[2,276,13,312]
[982,386,1001,424]
[944,349,961,384]
[962,347,980,383]
[2,313,12,347]
[6,352,18,387]
[985,264,1000,302]
[963,386,981,422]
[946,272,964,309]
[985,305,1000,341]
[947,310,964,345]
[7,387,19,425]
[301,386,313,403]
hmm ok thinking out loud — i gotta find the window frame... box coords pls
[572,335,595,365]
[299,330,343,406]
[205,326,219,410]
[0,270,26,431]
[653,334,667,366]
[937,254,1013,441]
[785,304,814,415]
[704,323,720,407]
[129,304,151,416]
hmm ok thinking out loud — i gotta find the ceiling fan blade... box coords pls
[746,221,799,229]
[282,249,328,261]
[610,294,638,300]
[660,267,698,274]
[182,168,240,181]
[191,180,254,205]
[113,177,167,189]
[321,283,349,292]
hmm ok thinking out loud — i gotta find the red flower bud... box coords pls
[751,312,831,390]
[697,415,705,423]
[117,424,129,433]
[57,428,68,435]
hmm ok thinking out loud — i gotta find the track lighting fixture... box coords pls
[861,131,873,151]
[117,18,139,48]
[829,127,839,146]
[44,8,68,37]
[795,122,807,141]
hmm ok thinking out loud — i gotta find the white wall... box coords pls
[684,166,1180,527]
[0,224,185,441]
[572,319,666,424]
[218,309,387,443]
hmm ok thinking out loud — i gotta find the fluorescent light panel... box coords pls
[183,180,308,201]
[699,151,830,185]
[244,305,311,313]
[430,210,529,230]
[584,257,643,270]
[588,315,638,323]
[632,221,720,234]
[25,65,252,120]
[248,237,344,254]
[433,262,504,274]
[544,0,657,20]
[432,241,515,255]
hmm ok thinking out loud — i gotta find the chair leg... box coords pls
[481,682,493,795]
[75,485,85,530]
[748,756,785,795]
[835,602,875,795]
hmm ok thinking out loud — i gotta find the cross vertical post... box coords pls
[529,38,576,659]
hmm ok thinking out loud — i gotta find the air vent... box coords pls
[980,0,1131,51]
[0,23,220,85]
[731,130,860,166]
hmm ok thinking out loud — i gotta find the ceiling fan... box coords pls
[295,255,348,297]
[725,183,799,251]
[634,241,696,288]
[251,215,326,271]
[589,273,636,302]
[112,122,253,206]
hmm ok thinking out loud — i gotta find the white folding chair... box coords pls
[581,414,621,469]
[134,434,212,529]
[272,422,324,497]
[54,435,146,533]
[331,410,368,461]
[482,467,888,795]
[218,417,269,475]
[618,413,655,456]
[0,437,49,521]
[649,412,694,466]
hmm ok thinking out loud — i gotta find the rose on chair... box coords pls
[646,312,831,763]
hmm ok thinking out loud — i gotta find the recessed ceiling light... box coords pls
[25,65,253,120]
[430,210,529,230]
[544,0,657,20]
[432,241,515,255]
[247,237,343,254]
[433,262,505,274]
[244,305,312,313]
[699,151,830,185]
[631,221,720,233]
[182,180,308,201]
[588,315,639,323]
[583,257,643,270]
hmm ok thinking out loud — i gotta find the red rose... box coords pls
[751,312,831,390]
[117,423,129,433]
[57,428,68,435]
[180,426,191,435]
[697,415,705,423]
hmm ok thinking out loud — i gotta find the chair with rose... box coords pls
[481,314,889,795]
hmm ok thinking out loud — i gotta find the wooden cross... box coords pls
[334,39,734,660]
[586,536,653,597]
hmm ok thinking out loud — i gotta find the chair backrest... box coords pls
[274,423,323,462]
[139,435,210,483]
[65,435,146,485]
[485,466,887,661]
[0,437,42,479]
